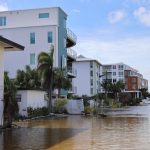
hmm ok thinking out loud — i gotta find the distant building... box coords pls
[102,63,148,98]
[73,55,102,96]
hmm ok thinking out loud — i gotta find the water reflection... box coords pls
[1,106,150,150]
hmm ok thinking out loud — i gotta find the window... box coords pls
[16,94,21,102]
[90,70,93,77]
[39,13,49,18]
[113,79,116,83]
[0,16,6,26]
[30,53,35,65]
[91,79,93,86]
[91,88,93,95]
[113,72,116,76]
[64,38,66,48]
[132,78,136,83]
[113,65,116,69]
[119,72,123,76]
[48,32,53,43]
[118,65,124,70]
[30,32,35,44]
[90,62,93,68]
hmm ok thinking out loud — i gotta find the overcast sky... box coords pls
[0,0,150,89]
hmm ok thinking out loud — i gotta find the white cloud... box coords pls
[0,3,8,11]
[125,0,150,6]
[71,9,80,13]
[108,10,126,24]
[76,36,150,89]
[134,7,150,26]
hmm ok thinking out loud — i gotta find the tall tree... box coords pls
[109,81,125,101]
[37,45,54,113]
[53,68,71,97]
[4,72,18,127]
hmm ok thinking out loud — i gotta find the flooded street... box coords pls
[1,106,150,150]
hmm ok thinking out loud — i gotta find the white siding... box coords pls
[0,8,59,29]
[1,26,57,77]
[17,90,47,116]
[73,61,91,96]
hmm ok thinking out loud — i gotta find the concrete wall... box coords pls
[0,47,4,125]
[1,26,57,78]
[66,99,84,115]
[17,90,47,116]
[0,7,60,29]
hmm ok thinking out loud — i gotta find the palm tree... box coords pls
[109,81,125,101]
[53,68,71,97]
[37,45,54,113]
[15,65,41,89]
[4,72,18,127]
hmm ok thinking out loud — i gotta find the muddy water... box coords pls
[1,106,150,150]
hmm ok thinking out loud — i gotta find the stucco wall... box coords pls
[73,61,91,96]
[65,99,84,115]
[17,90,47,116]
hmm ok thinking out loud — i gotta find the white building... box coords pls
[0,7,77,77]
[73,55,102,96]
[102,63,148,97]
[0,36,24,126]
[0,7,77,96]
[17,90,47,117]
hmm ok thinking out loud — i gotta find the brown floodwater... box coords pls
[1,106,150,150]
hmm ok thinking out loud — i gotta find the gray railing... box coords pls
[67,48,77,60]
[67,28,77,43]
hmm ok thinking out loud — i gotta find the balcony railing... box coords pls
[67,48,77,60]
[68,86,77,94]
[67,67,77,77]
[67,28,77,44]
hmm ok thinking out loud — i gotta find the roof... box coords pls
[76,55,102,65]
[0,36,24,51]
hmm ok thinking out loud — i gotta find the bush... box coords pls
[84,106,93,115]
[54,98,68,114]
[27,107,49,118]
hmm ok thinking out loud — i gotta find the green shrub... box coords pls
[84,106,93,115]
[54,98,68,113]
[27,107,49,118]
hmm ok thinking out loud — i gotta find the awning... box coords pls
[0,36,24,51]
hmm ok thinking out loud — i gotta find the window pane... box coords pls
[30,33,35,44]
[48,32,53,43]
[39,13,49,18]
[0,16,6,26]
[30,53,35,65]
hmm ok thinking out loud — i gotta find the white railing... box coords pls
[68,67,77,77]
[67,28,77,43]
[68,86,77,94]
[67,48,77,60]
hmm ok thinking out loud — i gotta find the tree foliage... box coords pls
[4,72,18,127]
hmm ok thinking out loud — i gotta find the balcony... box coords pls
[67,28,77,48]
[67,48,77,61]
[67,67,77,78]
[68,86,77,94]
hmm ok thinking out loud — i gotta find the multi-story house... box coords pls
[0,36,24,126]
[0,7,77,96]
[73,55,102,96]
[102,63,148,98]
